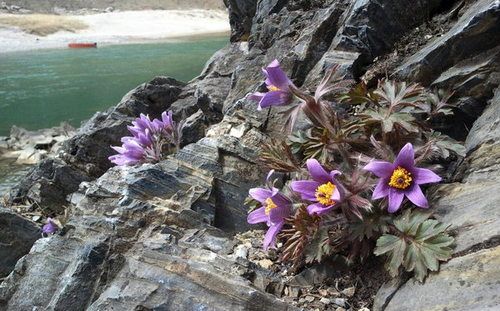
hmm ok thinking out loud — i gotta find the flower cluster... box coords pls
[109,111,181,166]
[246,59,458,281]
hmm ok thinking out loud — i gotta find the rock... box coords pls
[223,0,258,42]
[234,245,248,259]
[395,0,500,85]
[433,182,500,253]
[104,6,114,13]
[288,260,346,287]
[320,297,331,304]
[0,207,40,277]
[382,246,500,311]
[14,148,47,165]
[180,109,208,145]
[333,298,347,307]
[258,259,274,269]
[465,88,500,154]
[0,170,294,311]
[431,87,500,253]
[341,286,356,297]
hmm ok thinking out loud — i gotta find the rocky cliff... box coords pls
[1,0,499,310]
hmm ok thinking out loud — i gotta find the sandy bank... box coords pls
[0,10,229,53]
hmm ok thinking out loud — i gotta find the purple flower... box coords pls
[42,218,58,235]
[363,143,442,213]
[249,59,295,110]
[109,111,179,166]
[247,171,292,250]
[291,159,344,216]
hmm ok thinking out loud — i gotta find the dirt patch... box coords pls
[0,14,87,36]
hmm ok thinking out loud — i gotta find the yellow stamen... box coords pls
[315,182,336,206]
[388,166,412,190]
[268,85,280,92]
[265,198,277,215]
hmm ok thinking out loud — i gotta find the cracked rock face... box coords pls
[0,208,40,278]
[1,0,499,310]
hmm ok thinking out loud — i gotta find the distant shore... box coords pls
[0,9,230,54]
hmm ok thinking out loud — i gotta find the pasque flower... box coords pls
[249,59,295,110]
[42,218,58,235]
[291,159,344,216]
[363,143,441,213]
[247,171,292,250]
[109,111,179,166]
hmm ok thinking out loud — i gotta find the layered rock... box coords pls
[1,0,500,310]
[0,208,40,278]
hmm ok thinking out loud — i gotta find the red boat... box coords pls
[68,43,97,49]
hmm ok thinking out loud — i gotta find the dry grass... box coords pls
[0,14,87,36]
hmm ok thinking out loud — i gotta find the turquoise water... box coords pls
[0,36,228,135]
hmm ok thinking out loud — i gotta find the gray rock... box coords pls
[465,87,500,154]
[0,208,40,278]
[180,109,208,145]
[223,0,258,42]
[382,246,500,311]
[433,182,500,253]
[330,0,443,61]
[395,0,500,85]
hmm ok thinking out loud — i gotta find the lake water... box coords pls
[0,36,228,195]
[0,36,228,135]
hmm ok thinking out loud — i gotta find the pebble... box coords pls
[341,286,356,297]
[304,295,315,302]
[358,308,370,311]
[233,245,248,259]
[257,259,273,269]
[320,297,331,304]
[334,298,347,307]
[335,307,346,311]
[424,34,433,40]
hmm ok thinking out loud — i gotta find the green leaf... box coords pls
[427,131,466,158]
[375,209,454,282]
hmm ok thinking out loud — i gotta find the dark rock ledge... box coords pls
[1,0,499,310]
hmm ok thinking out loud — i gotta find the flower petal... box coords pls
[307,203,334,216]
[269,200,291,224]
[394,143,415,169]
[290,180,320,201]
[249,188,273,203]
[270,193,291,210]
[263,222,284,250]
[331,186,341,202]
[265,60,291,90]
[363,161,394,178]
[247,207,268,224]
[388,189,405,213]
[306,159,331,183]
[248,92,265,103]
[413,167,441,185]
[405,185,429,208]
[258,91,292,110]
[372,179,390,199]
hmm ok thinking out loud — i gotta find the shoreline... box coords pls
[0,9,230,54]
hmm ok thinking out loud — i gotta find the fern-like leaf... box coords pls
[374,209,454,282]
